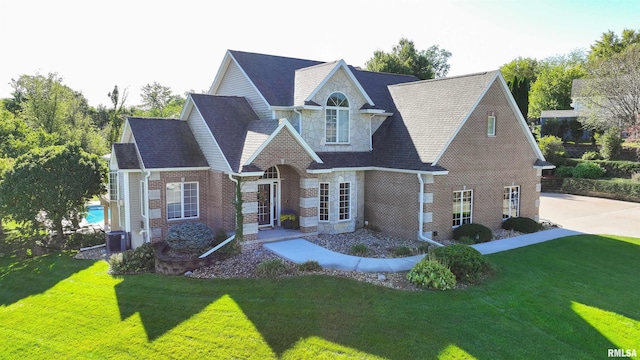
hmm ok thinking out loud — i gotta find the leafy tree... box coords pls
[107,85,129,143]
[528,51,586,118]
[509,76,530,119]
[137,82,183,118]
[9,73,108,155]
[0,144,106,244]
[500,57,538,120]
[578,45,640,132]
[588,29,640,62]
[365,38,452,79]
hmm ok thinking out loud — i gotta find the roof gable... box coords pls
[295,60,375,106]
[111,143,141,170]
[127,117,208,169]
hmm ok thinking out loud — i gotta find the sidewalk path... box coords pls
[263,228,581,272]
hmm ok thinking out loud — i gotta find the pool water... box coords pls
[85,205,108,224]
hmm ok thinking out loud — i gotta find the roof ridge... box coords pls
[295,60,340,72]
[350,67,421,79]
[229,49,324,63]
[127,116,180,121]
[389,70,498,87]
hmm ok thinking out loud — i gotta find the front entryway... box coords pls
[257,166,280,228]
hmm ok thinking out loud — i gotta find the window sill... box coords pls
[167,216,200,221]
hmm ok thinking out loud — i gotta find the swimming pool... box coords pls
[85,205,108,224]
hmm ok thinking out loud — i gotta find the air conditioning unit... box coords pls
[105,230,130,253]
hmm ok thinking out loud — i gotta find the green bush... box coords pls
[431,245,491,284]
[406,255,456,290]
[109,243,155,274]
[538,135,567,165]
[456,236,476,245]
[66,232,105,249]
[417,243,430,254]
[256,258,288,277]
[502,217,541,233]
[572,162,605,179]
[452,223,492,243]
[165,222,214,252]
[562,178,640,201]
[554,166,574,178]
[392,246,413,257]
[350,243,369,256]
[564,158,640,178]
[298,260,322,272]
[597,127,623,160]
[581,151,601,160]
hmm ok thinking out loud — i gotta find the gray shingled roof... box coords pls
[294,61,339,106]
[112,143,140,169]
[127,117,208,169]
[229,50,323,106]
[373,71,498,170]
[308,152,373,170]
[191,94,278,173]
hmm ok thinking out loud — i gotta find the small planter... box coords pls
[280,209,299,230]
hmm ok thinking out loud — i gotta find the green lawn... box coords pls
[1,235,639,359]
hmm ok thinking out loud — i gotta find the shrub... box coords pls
[165,222,214,252]
[298,260,322,272]
[554,166,574,178]
[406,255,456,290]
[581,151,601,160]
[562,178,640,202]
[256,258,288,277]
[66,231,105,249]
[417,243,430,254]
[564,158,640,178]
[109,243,155,274]
[597,127,623,160]
[431,245,491,284]
[538,135,567,165]
[452,223,492,243]
[392,246,413,257]
[213,228,229,246]
[572,162,605,179]
[456,236,476,245]
[502,217,541,234]
[350,243,369,256]
[218,238,241,257]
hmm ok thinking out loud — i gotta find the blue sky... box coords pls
[1,0,638,108]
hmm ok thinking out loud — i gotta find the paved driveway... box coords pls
[539,193,640,238]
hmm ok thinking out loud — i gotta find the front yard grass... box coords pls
[1,234,639,359]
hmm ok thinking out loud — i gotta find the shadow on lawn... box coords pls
[111,235,640,358]
[0,253,94,306]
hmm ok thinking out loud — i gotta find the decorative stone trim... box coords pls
[536,183,542,192]
[151,227,162,238]
[420,231,433,239]
[300,226,317,233]
[422,174,434,184]
[241,181,258,193]
[299,216,318,227]
[422,212,433,223]
[149,172,160,181]
[300,178,319,189]
[149,209,161,219]
[148,189,160,200]
[243,222,259,236]
[299,197,318,208]
[423,192,433,204]
[242,201,258,214]
[535,199,540,208]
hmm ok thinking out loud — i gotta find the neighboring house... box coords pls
[539,79,590,142]
[109,50,553,249]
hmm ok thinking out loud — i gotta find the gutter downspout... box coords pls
[293,108,302,134]
[417,173,443,247]
[143,170,151,243]
[369,114,374,151]
[199,173,240,258]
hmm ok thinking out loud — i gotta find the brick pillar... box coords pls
[240,178,259,241]
[299,177,318,233]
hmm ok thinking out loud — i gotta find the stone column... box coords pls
[240,178,259,241]
[299,177,318,233]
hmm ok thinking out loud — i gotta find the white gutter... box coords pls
[417,173,443,247]
[293,108,302,135]
[142,170,151,243]
[199,173,240,258]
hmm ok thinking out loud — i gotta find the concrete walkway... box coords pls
[263,228,581,272]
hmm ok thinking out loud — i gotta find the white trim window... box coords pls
[339,182,351,221]
[487,115,496,136]
[166,182,199,220]
[109,171,118,201]
[503,185,520,219]
[319,182,329,221]
[325,92,349,143]
[452,189,473,227]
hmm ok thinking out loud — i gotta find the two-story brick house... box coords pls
[108,50,553,249]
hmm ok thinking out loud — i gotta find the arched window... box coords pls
[325,92,349,143]
[260,166,279,179]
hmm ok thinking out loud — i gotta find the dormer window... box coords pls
[325,92,349,143]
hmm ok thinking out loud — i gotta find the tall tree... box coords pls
[0,144,106,244]
[500,57,539,85]
[509,76,530,120]
[139,82,181,117]
[578,44,640,132]
[107,85,129,143]
[10,73,108,155]
[589,29,640,62]
[365,38,452,79]
[528,50,587,118]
